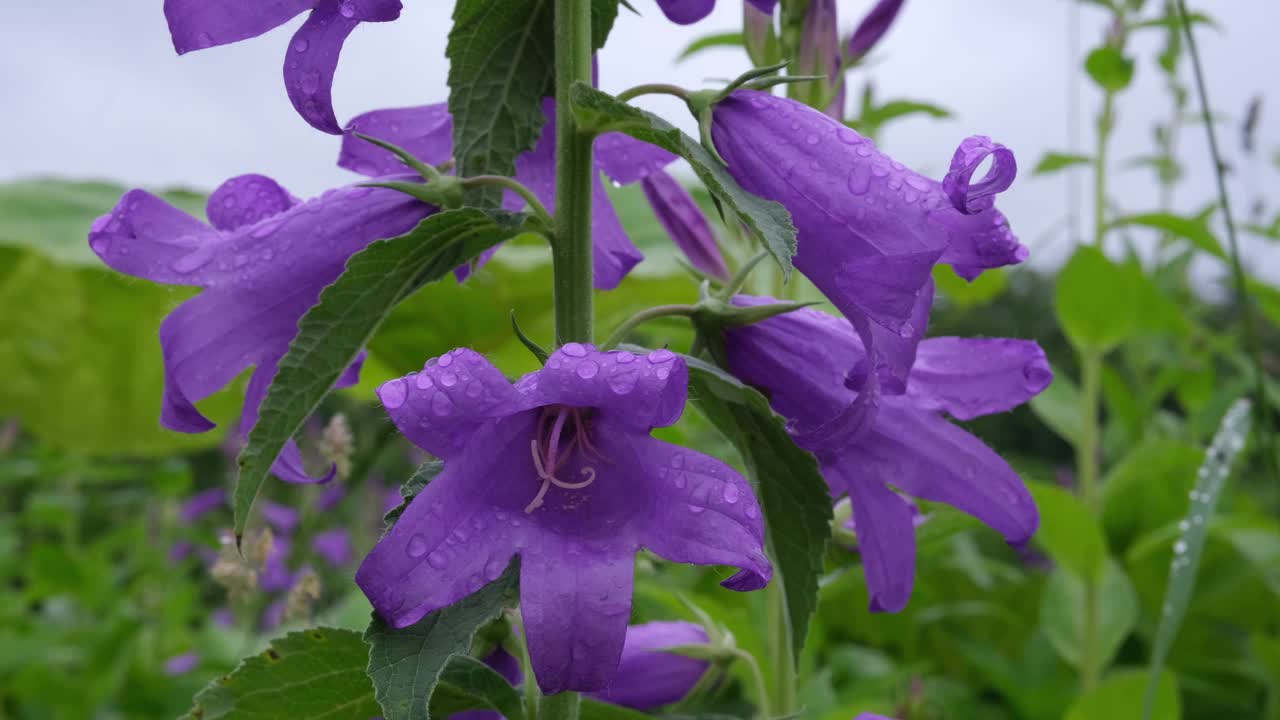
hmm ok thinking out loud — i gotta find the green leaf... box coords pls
[1029,483,1108,582]
[1029,366,1082,445]
[365,560,520,720]
[1085,46,1135,93]
[1109,212,1225,259]
[847,100,951,139]
[1100,440,1204,549]
[1040,559,1139,671]
[384,460,447,526]
[579,699,652,719]
[446,0,618,206]
[235,209,526,540]
[1033,152,1093,175]
[932,264,1007,308]
[681,354,831,659]
[678,31,745,60]
[183,627,380,720]
[569,82,797,278]
[427,655,525,719]
[1141,399,1251,720]
[1054,246,1139,352]
[1068,669,1180,720]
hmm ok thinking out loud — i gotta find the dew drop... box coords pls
[805,134,819,145]
[465,381,483,397]
[576,360,599,379]
[438,352,453,367]
[746,505,759,519]
[300,70,321,95]
[406,534,428,558]
[1173,540,1187,555]
[648,348,675,363]
[687,504,705,514]
[562,342,588,357]
[485,559,506,580]
[380,380,407,409]
[608,370,637,395]
[339,0,357,17]
[427,551,448,569]
[847,164,871,196]
[415,374,434,390]
[171,245,216,274]
[293,38,309,52]
[723,483,740,504]
[616,352,635,364]
[897,322,915,339]
[439,371,458,388]
[431,392,454,417]
[836,127,862,145]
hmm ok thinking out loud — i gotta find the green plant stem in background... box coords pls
[552,0,595,346]
[729,648,773,720]
[1093,92,1115,248]
[601,304,698,349]
[538,692,581,720]
[615,83,691,103]
[765,580,798,715]
[1077,351,1103,511]
[462,176,553,226]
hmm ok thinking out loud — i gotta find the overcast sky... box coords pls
[2,1,1277,275]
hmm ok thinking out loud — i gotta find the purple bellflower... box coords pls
[724,298,1048,612]
[260,500,301,534]
[655,0,777,25]
[641,170,731,281]
[163,0,402,134]
[312,528,355,567]
[89,175,434,482]
[163,652,200,676]
[340,100,676,290]
[712,90,1023,395]
[357,345,770,693]
[847,0,907,62]
[797,0,845,120]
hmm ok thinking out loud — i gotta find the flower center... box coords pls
[524,406,602,513]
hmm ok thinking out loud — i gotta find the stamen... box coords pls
[525,477,552,514]
[524,407,602,512]
[550,466,596,490]
[545,408,570,470]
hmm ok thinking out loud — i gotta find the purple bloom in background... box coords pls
[316,483,347,512]
[712,90,1024,394]
[654,0,777,25]
[163,0,402,133]
[179,487,227,522]
[847,0,907,62]
[592,621,710,709]
[312,529,355,567]
[212,607,236,627]
[163,652,200,676]
[89,176,433,482]
[855,715,897,720]
[797,0,844,120]
[641,171,730,281]
[261,536,295,592]
[340,100,676,289]
[260,500,302,534]
[357,345,769,693]
[169,541,195,564]
[451,648,523,720]
[725,298,1048,612]
[261,597,288,631]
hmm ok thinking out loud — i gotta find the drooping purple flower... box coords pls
[340,100,676,289]
[89,175,433,482]
[312,528,354,567]
[357,345,770,693]
[641,171,730,281]
[654,0,777,25]
[797,0,845,120]
[260,535,295,592]
[179,487,227,522]
[592,621,711,709]
[163,652,200,676]
[316,483,347,512]
[711,90,1024,395]
[724,298,1047,612]
[163,0,402,133]
[846,0,907,62]
[260,500,301,534]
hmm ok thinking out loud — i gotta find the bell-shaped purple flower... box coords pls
[655,0,778,25]
[846,0,907,62]
[724,297,1048,612]
[591,621,711,709]
[357,345,770,693]
[797,0,845,120]
[341,100,676,290]
[163,0,402,133]
[89,175,433,482]
[641,171,730,281]
[711,90,1024,395]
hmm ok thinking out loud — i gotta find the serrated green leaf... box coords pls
[235,209,527,540]
[365,559,520,720]
[1029,483,1109,582]
[678,31,745,60]
[1040,559,1138,671]
[183,627,379,720]
[1069,669,1180,720]
[1033,152,1093,175]
[383,459,447,527]
[1085,46,1135,93]
[426,655,525,719]
[681,353,831,659]
[569,83,797,278]
[1109,212,1226,259]
[1054,246,1139,352]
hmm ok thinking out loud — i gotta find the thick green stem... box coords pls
[552,0,595,345]
[1077,351,1102,511]
[538,692,581,720]
[765,580,798,715]
[1093,92,1115,248]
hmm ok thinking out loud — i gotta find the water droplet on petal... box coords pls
[171,245,215,274]
[562,342,588,357]
[576,360,599,379]
[616,352,635,364]
[485,559,506,580]
[608,370,637,395]
[406,534,427,558]
[687,504,705,514]
[415,374,434,390]
[439,371,458,388]
[438,352,453,367]
[648,348,675,363]
[746,505,759,519]
[431,392,454,416]
[837,127,862,145]
[427,551,448,569]
[340,1,358,18]
[293,38,309,52]
[380,380,407,409]
[723,483,740,504]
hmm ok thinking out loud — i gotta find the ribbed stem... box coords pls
[552,0,594,345]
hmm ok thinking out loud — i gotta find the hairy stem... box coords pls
[552,0,595,345]
[765,580,798,715]
[462,175,553,226]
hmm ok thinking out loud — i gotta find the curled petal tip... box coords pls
[943,135,1017,215]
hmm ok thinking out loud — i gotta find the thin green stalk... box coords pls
[462,175,553,226]
[1176,0,1274,469]
[765,580,798,715]
[729,648,772,720]
[1093,91,1115,248]
[1077,351,1103,511]
[615,83,690,103]
[538,692,581,720]
[552,0,595,346]
[601,304,697,349]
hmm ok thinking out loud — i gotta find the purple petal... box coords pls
[164,0,314,54]
[520,536,634,693]
[859,400,1039,545]
[827,464,917,613]
[206,174,299,231]
[614,433,772,592]
[846,0,905,60]
[169,541,195,564]
[179,487,227,522]
[241,360,337,484]
[641,171,730,281]
[163,652,200,676]
[316,482,347,511]
[89,190,221,287]
[520,345,688,431]
[906,337,1052,420]
[376,348,528,461]
[339,103,453,176]
[589,621,710,709]
[594,133,677,185]
[285,0,403,134]
[260,535,295,591]
[311,528,354,567]
[797,0,844,119]
[261,597,287,630]
[850,277,934,396]
[336,351,366,389]
[356,416,532,629]
[653,0,716,24]
[746,0,779,13]
[942,135,1017,215]
[259,500,301,534]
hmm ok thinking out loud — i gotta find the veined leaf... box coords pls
[427,655,525,719]
[1054,246,1138,353]
[1109,212,1225,260]
[1033,152,1093,175]
[1069,669,1180,720]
